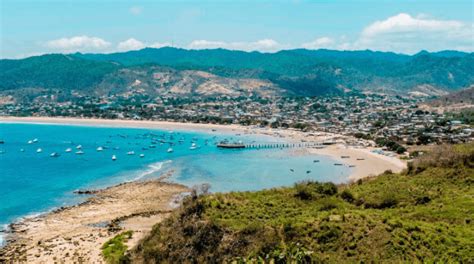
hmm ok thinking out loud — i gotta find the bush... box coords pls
[294,181,338,200]
[340,189,355,203]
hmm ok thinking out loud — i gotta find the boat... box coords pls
[36,148,42,153]
[75,150,84,155]
[189,143,198,150]
[149,145,156,148]
[127,151,135,155]
[28,140,33,144]
[20,148,25,152]
[76,145,82,149]
[50,152,60,158]
[0,150,5,154]
[313,160,320,163]
[290,169,294,172]
[32,138,38,143]
[349,165,356,168]
[306,170,311,174]
[0,140,4,144]
[334,163,343,166]
[356,158,365,161]
[96,146,103,152]
[139,154,145,158]
[167,148,173,153]
[112,155,117,161]
[217,141,245,149]
[341,156,350,159]
[65,148,72,152]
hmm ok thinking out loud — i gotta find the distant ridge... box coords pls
[1,48,473,101]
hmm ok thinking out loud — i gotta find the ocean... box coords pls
[0,122,350,245]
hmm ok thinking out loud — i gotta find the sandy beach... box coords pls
[0,175,189,263]
[0,116,406,262]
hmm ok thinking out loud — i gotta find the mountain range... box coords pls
[0,48,473,102]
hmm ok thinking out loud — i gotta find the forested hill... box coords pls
[1,48,473,99]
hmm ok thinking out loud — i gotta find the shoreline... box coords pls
[0,177,189,263]
[0,116,406,262]
[0,116,407,179]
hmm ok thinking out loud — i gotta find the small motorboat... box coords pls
[290,169,294,172]
[20,149,25,152]
[36,148,43,153]
[65,148,72,153]
[32,138,38,143]
[112,155,117,161]
[127,151,135,155]
[28,140,33,144]
[356,158,365,161]
[313,160,320,163]
[76,150,84,155]
[96,146,104,152]
[76,145,82,149]
[341,156,350,159]
[334,163,343,166]
[349,165,356,168]
[189,143,198,150]
[167,148,173,153]
[139,154,145,158]
[50,152,60,158]
[0,150,5,154]
[306,170,311,174]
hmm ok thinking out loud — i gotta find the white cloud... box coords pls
[354,13,473,53]
[188,39,282,52]
[149,42,172,48]
[301,37,335,49]
[46,35,111,52]
[129,6,142,15]
[117,38,145,51]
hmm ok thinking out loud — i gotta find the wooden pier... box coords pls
[243,142,325,149]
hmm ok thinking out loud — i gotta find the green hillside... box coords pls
[1,48,473,98]
[129,143,474,263]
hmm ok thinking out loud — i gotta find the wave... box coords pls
[132,160,172,181]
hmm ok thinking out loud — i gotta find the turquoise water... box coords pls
[0,123,350,245]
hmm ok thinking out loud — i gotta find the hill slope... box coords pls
[130,143,474,263]
[1,48,473,100]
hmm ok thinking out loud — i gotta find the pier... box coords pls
[218,142,328,149]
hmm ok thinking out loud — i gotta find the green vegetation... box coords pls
[132,143,474,263]
[1,48,473,99]
[101,230,133,264]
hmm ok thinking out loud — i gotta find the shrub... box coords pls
[340,189,355,203]
[319,198,338,211]
[295,182,314,200]
[102,231,133,264]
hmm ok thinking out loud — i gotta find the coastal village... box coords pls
[1,93,472,151]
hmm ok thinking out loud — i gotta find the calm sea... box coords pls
[0,123,350,245]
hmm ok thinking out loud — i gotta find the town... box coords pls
[1,92,472,151]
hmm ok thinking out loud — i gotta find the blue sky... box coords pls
[1,0,473,58]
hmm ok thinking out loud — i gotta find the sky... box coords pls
[0,0,473,58]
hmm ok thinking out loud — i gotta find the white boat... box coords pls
[189,143,198,150]
[36,148,42,153]
[167,148,173,153]
[139,154,145,158]
[65,148,72,153]
[32,138,38,143]
[75,150,84,155]
[20,149,25,152]
[112,155,117,161]
[76,145,82,149]
[27,140,33,144]
[96,146,104,152]
[50,152,60,157]
[127,151,135,155]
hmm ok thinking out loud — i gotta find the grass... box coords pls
[101,230,133,264]
[131,143,474,263]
